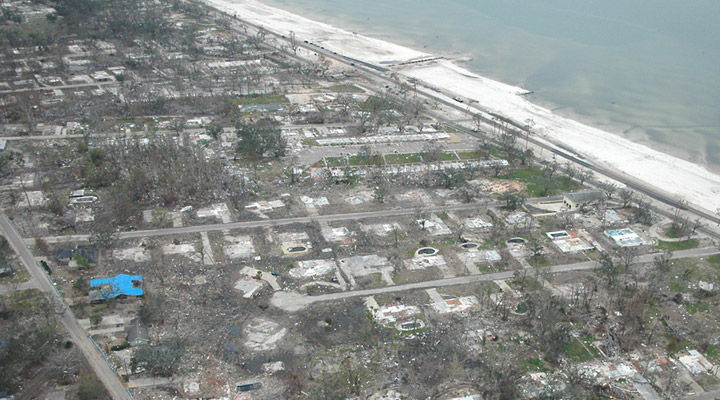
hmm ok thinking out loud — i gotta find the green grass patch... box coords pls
[385,153,423,164]
[664,226,680,239]
[232,95,288,106]
[665,333,692,354]
[476,264,498,273]
[705,344,719,361]
[443,124,460,133]
[406,247,419,258]
[457,150,487,160]
[0,268,28,285]
[324,157,346,167]
[684,302,709,315]
[326,84,363,92]
[438,152,459,161]
[563,338,594,363]
[430,237,457,247]
[657,239,699,251]
[528,257,551,268]
[302,138,318,147]
[499,167,581,197]
[708,255,720,269]
[669,277,692,293]
[348,155,384,166]
[499,167,543,187]
[526,357,548,372]
[511,276,544,292]
[647,304,661,324]
[8,289,46,314]
[696,374,720,390]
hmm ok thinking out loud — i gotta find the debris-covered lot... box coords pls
[0,0,719,399]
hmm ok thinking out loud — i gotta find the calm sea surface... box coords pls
[261,0,720,168]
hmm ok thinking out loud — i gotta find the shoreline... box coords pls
[257,0,720,174]
[522,91,718,174]
[204,0,720,215]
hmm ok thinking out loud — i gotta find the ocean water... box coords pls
[261,0,720,169]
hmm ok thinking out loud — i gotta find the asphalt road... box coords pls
[271,246,720,312]
[685,390,720,400]
[30,200,527,244]
[0,80,117,95]
[0,213,132,400]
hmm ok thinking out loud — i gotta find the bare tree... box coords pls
[373,181,390,204]
[46,348,82,381]
[615,246,639,274]
[597,251,619,287]
[633,196,653,224]
[597,181,618,199]
[579,169,593,185]
[619,188,635,208]
[434,168,466,189]
[421,141,444,163]
[654,250,673,273]
[472,113,483,132]
[288,31,299,54]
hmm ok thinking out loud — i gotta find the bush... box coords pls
[89,314,102,328]
[40,260,52,275]
[77,379,105,400]
[111,341,130,351]
[74,252,92,269]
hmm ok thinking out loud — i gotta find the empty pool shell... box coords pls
[396,319,426,331]
[415,247,439,257]
[281,241,310,256]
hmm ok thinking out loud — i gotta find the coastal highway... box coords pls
[223,11,720,232]
[271,246,720,312]
[0,213,133,400]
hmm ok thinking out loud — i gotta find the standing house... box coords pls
[125,317,150,346]
[56,245,98,265]
[563,191,605,211]
[89,274,143,302]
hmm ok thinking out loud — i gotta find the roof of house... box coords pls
[563,191,605,204]
[56,245,98,264]
[125,317,149,343]
[90,274,143,299]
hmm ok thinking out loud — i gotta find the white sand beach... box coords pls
[205,0,720,215]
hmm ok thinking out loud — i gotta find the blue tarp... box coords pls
[90,274,143,298]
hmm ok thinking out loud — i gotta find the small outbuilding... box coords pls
[563,191,605,211]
